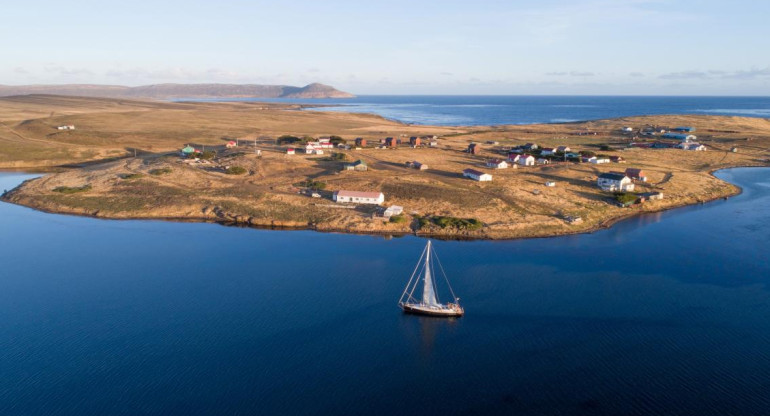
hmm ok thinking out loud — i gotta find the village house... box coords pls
[556,145,571,153]
[518,154,535,166]
[610,156,625,163]
[545,181,556,187]
[304,144,317,154]
[590,157,610,164]
[406,161,428,170]
[57,125,76,130]
[467,143,479,154]
[333,190,385,205]
[343,160,368,171]
[597,173,635,192]
[678,143,707,151]
[540,148,556,156]
[621,126,634,133]
[181,145,196,156]
[522,143,539,151]
[537,158,550,165]
[486,159,508,169]
[314,149,324,155]
[409,136,421,146]
[463,168,492,181]
[625,168,647,182]
[582,156,597,163]
[355,137,367,147]
[662,133,697,142]
[226,140,237,149]
[428,140,439,147]
[286,148,295,155]
[385,137,397,148]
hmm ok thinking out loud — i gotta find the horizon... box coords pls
[3,0,770,95]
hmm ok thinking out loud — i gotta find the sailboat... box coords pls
[399,240,464,317]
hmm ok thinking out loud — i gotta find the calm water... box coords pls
[184,95,770,126]
[1,168,770,416]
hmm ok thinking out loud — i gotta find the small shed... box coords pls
[625,168,647,181]
[518,155,535,166]
[486,159,508,169]
[286,148,295,155]
[355,138,367,147]
[344,159,368,171]
[385,137,397,148]
[409,136,421,146]
[226,141,237,148]
[467,143,479,154]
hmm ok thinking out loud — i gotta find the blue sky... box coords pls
[2,0,769,95]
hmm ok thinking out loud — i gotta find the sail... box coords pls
[422,242,438,306]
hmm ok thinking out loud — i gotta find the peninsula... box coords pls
[2,94,769,240]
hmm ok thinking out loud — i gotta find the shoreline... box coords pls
[0,166,756,241]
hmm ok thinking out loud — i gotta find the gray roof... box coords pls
[599,173,627,181]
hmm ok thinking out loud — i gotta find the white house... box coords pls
[382,205,404,218]
[314,149,324,155]
[518,155,535,166]
[678,143,706,151]
[305,144,317,154]
[590,158,610,164]
[463,168,492,181]
[286,148,295,155]
[621,126,634,133]
[597,173,635,192]
[57,125,75,130]
[486,159,508,169]
[333,190,385,204]
[545,181,556,187]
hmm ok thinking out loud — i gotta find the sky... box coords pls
[2,0,770,95]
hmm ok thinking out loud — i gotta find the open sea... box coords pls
[188,95,770,126]
[2,166,770,415]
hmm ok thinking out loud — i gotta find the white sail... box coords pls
[422,242,438,306]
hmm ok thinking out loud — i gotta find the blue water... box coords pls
[183,95,770,126]
[1,168,770,415]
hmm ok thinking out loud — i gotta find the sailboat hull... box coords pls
[400,303,464,317]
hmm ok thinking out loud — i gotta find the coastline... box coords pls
[0,166,755,241]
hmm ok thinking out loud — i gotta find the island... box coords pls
[2,94,769,239]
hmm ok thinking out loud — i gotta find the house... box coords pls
[333,190,385,204]
[385,137,397,147]
[57,125,75,130]
[540,147,556,156]
[355,137,367,147]
[556,146,571,153]
[621,126,634,133]
[343,160,368,171]
[181,145,196,156]
[428,140,439,147]
[678,143,706,151]
[545,181,556,187]
[581,156,597,163]
[537,158,550,165]
[625,168,647,181]
[226,140,237,148]
[406,161,428,170]
[508,153,520,163]
[639,191,664,201]
[286,148,295,155]
[598,173,635,192]
[467,143,479,154]
[518,154,535,166]
[523,143,539,151]
[305,144,317,154]
[486,140,499,145]
[486,159,508,169]
[610,156,625,163]
[672,126,696,133]
[463,168,492,181]
[591,158,610,164]
[409,136,421,146]
[662,133,697,142]
[314,149,324,155]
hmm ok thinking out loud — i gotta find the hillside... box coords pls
[0,82,354,99]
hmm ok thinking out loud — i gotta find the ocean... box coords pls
[1,167,770,415]
[185,95,770,126]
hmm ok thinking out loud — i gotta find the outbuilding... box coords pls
[625,168,647,181]
[463,168,492,181]
[518,154,535,166]
[333,190,385,204]
[486,159,509,169]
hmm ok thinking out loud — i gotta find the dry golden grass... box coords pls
[2,95,770,239]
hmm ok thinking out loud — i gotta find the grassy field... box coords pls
[2,94,769,239]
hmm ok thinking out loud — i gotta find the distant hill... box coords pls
[0,82,354,99]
